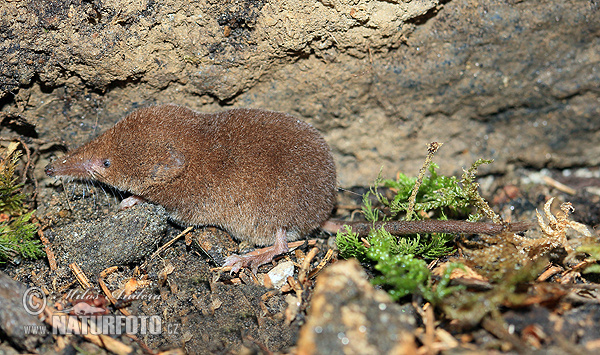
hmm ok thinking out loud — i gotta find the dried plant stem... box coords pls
[406,142,442,221]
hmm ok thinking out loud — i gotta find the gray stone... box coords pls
[50,203,168,277]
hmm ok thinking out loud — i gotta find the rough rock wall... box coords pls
[0,0,435,98]
[0,0,598,185]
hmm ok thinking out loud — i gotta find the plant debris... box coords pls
[334,148,600,352]
[336,149,506,303]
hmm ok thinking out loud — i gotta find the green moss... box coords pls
[336,159,497,303]
[367,230,430,300]
[441,258,547,325]
[0,148,43,263]
[0,150,27,214]
[0,211,42,262]
[336,225,370,263]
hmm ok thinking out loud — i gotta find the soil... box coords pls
[0,0,599,353]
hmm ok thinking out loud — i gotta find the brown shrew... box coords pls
[45,104,530,273]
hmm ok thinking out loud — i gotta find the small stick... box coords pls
[423,303,435,355]
[39,299,134,355]
[124,333,158,354]
[38,228,57,271]
[306,249,334,280]
[142,226,194,269]
[298,247,319,284]
[260,290,280,316]
[288,276,303,302]
[99,266,120,278]
[69,262,92,289]
[542,175,576,195]
[57,279,78,294]
[98,273,132,317]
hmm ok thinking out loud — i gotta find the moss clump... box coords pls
[0,211,40,262]
[368,158,497,223]
[0,149,27,213]
[336,158,497,303]
[0,145,43,263]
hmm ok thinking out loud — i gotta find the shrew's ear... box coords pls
[148,146,185,183]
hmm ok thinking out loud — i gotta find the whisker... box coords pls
[53,174,125,218]
[60,178,73,212]
[99,183,110,205]
[337,187,362,196]
[86,180,97,210]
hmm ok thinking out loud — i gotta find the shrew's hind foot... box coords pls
[223,229,289,274]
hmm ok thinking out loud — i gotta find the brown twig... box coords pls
[423,303,435,355]
[481,315,527,354]
[307,249,334,280]
[38,298,134,354]
[125,333,157,354]
[288,276,303,303]
[97,266,132,316]
[260,290,280,316]
[542,175,576,195]
[98,277,132,316]
[69,262,92,289]
[141,226,194,269]
[38,227,57,271]
[99,266,120,278]
[298,247,319,284]
[243,335,273,355]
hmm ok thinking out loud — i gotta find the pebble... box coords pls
[266,261,295,289]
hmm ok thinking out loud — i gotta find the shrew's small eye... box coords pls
[103,159,111,168]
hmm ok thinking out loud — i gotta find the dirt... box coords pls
[0,0,599,353]
[7,183,321,353]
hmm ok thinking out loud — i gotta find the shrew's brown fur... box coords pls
[46,104,338,246]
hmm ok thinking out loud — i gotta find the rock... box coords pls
[0,271,46,352]
[49,203,168,277]
[297,259,418,354]
[0,0,435,100]
[266,261,295,289]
